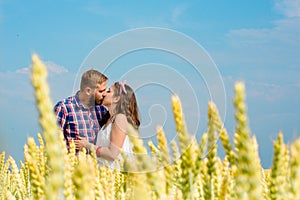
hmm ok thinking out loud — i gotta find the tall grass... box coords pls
[0,55,299,199]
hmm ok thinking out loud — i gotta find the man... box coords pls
[54,69,109,153]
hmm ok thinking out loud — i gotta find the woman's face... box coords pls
[102,85,116,107]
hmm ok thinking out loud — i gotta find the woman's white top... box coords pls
[95,123,133,170]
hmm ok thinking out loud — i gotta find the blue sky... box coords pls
[0,0,299,168]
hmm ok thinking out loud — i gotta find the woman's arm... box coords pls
[74,114,128,161]
[97,114,127,161]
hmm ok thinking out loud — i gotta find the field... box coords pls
[0,54,299,200]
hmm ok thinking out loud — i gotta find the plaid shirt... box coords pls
[54,91,108,151]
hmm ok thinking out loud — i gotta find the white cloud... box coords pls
[1,60,74,107]
[15,67,30,74]
[224,4,300,71]
[227,0,300,48]
[0,70,33,103]
[275,0,300,17]
[15,61,68,75]
[223,74,300,107]
[272,18,300,44]
[247,81,284,102]
[171,4,189,22]
[44,61,68,74]
[228,17,300,46]
[84,5,109,16]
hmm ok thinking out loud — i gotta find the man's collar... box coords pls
[74,91,88,110]
[74,91,96,110]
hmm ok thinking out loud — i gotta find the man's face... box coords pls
[93,81,108,105]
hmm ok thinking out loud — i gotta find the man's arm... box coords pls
[54,102,69,146]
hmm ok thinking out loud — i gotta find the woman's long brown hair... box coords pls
[113,82,140,129]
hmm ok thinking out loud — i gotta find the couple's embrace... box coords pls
[54,69,140,169]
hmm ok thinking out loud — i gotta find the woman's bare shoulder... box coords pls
[113,114,128,132]
[114,113,127,121]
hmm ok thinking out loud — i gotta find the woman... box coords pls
[75,81,140,169]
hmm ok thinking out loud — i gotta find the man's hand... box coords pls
[74,137,92,150]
